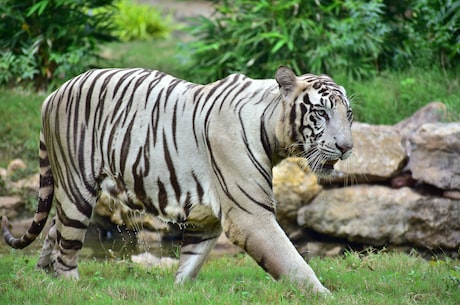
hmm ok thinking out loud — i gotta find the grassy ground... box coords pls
[0,250,458,305]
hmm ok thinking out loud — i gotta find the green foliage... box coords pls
[0,44,39,84]
[380,0,460,69]
[110,0,171,41]
[337,66,460,124]
[0,0,116,89]
[0,252,458,304]
[0,87,43,168]
[183,0,460,83]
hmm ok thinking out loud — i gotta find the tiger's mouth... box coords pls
[321,159,338,171]
[309,158,338,175]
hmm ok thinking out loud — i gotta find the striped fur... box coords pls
[2,66,352,293]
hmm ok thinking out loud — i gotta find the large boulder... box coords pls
[394,102,449,156]
[333,122,406,182]
[273,158,322,233]
[298,185,460,249]
[0,196,24,219]
[407,123,460,191]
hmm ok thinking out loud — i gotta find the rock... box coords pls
[333,122,406,182]
[443,190,460,200]
[7,159,27,176]
[298,185,460,249]
[8,173,39,193]
[405,197,460,249]
[0,167,7,181]
[394,102,449,156]
[273,158,322,232]
[408,123,460,190]
[131,252,178,269]
[0,196,24,219]
[297,242,346,259]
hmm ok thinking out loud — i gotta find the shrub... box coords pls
[183,0,392,82]
[379,0,460,70]
[183,0,460,83]
[0,0,116,90]
[110,0,171,41]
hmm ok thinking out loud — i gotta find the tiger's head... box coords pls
[275,66,353,175]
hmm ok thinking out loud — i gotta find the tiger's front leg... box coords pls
[175,219,222,283]
[223,207,330,294]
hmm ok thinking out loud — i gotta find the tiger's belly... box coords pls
[98,174,218,226]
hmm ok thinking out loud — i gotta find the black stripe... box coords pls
[183,232,220,245]
[216,76,241,112]
[163,130,181,201]
[95,69,120,129]
[119,112,137,177]
[132,147,146,202]
[25,218,48,237]
[37,196,53,213]
[229,81,251,110]
[55,201,88,229]
[260,120,273,162]
[238,110,272,188]
[144,72,165,108]
[237,184,275,213]
[191,86,206,145]
[204,133,251,214]
[192,171,204,203]
[164,78,182,111]
[110,69,139,124]
[143,128,151,174]
[183,192,192,216]
[39,171,53,188]
[171,103,178,151]
[84,70,108,123]
[144,198,159,216]
[56,257,78,271]
[181,251,200,255]
[157,179,168,215]
[77,127,97,198]
[60,237,83,251]
[151,88,164,147]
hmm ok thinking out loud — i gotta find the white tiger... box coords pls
[2,66,353,294]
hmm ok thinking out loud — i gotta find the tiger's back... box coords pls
[2,66,353,294]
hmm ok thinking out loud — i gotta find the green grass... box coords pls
[0,251,458,305]
[335,67,460,124]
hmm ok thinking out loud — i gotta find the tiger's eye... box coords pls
[316,109,329,120]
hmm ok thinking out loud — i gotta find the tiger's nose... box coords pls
[336,142,353,154]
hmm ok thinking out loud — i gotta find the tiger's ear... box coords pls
[275,66,298,99]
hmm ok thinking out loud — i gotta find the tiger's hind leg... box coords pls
[36,217,57,271]
[175,219,222,283]
[46,187,96,279]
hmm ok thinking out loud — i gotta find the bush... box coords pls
[183,0,460,83]
[379,0,460,70]
[110,0,171,41]
[0,0,116,90]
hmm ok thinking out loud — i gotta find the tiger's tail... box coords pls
[2,131,54,249]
